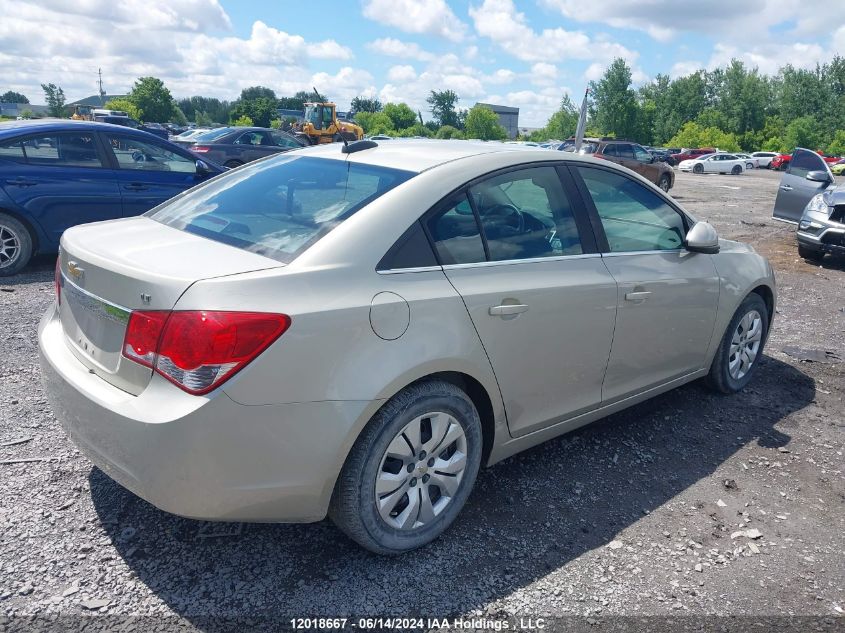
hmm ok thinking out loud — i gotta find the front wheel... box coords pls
[706,294,768,394]
[693,163,704,174]
[329,381,482,555]
[731,165,742,175]
[0,213,33,277]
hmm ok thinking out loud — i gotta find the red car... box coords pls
[771,151,841,170]
[670,147,715,163]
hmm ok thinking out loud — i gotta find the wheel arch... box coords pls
[750,284,775,329]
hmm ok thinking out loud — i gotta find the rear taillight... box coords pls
[122,311,290,395]
[192,146,210,153]
[55,256,61,306]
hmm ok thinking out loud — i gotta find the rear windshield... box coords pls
[192,128,233,142]
[148,155,414,263]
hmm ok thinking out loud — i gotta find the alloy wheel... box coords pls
[0,224,21,269]
[375,411,468,530]
[728,309,762,380]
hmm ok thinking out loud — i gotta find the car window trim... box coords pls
[11,131,109,169]
[418,160,600,269]
[566,162,693,255]
[441,252,602,271]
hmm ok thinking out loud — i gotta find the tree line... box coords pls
[536,55,845,155]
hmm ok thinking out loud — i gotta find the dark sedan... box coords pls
[0,119,224,275]
[177,127,303,168]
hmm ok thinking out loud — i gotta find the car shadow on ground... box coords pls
[89,355,812,627]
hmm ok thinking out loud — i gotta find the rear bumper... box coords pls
[38,304,376,522]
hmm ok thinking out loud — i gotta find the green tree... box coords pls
[240,86,277,102]
[546,95,580,139]
[589,59,639,139]
[104,98,141,120]
[396,123,433,138]
[41,83,66,117]
[435,125,464,139]
[20,109,34,119]
[826,129,845,156]
[666,121,740,151]
[177,96,231,124]
[464,105,507,140]
[350,96,383,114]
[194,111,212,126]
[230,97,277,127]
[354,111,395,135]
[382,102,417,130]
[270,119,283,129]
[783,115,822,151]
[427,89,461,128]
[232,115,254,127]
[128,77,176,122]
[1,91,28,104]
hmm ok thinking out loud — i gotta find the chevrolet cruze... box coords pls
[39,140,776,554]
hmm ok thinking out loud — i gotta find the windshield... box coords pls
[148,155,414,263]
[192,128,233,142]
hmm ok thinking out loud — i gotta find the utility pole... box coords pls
[98,68,106,105]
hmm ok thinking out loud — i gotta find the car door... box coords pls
[427,164,618,437]
[704,155,720,173]
[0,131,121,248]
[572,164,719,403]
[632,144,656,181]
[773,148,835,223]
[101,132,206,217]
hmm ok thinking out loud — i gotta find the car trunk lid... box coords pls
[58,216,283,395]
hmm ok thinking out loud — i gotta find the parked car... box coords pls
[92,115,169,140]
[0,119,224,275]
[561,138,675,192]
[734,153,759,170]
[671,148,715,163]
[771,151,841,171]
[182,126,304,168]
[170,128,213,144]
[773,147,844,262]
[647,147,676,166]
[678,153,746,175]
[831,158,845,176]
[751,151,779,168]
[39,140,775,554]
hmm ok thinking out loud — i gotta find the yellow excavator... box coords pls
[292,95,364,145]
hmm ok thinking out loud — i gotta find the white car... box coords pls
[734,153,759,170]
[678,153,746,175]
[751,151,779,169]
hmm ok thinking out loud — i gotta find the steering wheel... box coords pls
[481,203,525,233]
[131,150,147,163]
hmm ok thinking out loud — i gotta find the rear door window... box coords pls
[0,140,26,163]
[14,134,104,168]
[150,155,413,263]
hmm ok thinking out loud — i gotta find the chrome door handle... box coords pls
[624,291,651,302]
[780,185,793,191]
[489,304,529,316]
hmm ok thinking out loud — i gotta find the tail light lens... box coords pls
[54,256,62,306]
[192,146,210,153]
[122,310,290,395]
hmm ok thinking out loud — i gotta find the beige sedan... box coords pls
[39,140,776,554]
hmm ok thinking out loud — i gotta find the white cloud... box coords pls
[362,0,467,42]
[486,69,518,85]
[387,65,418,83]
[469,0,637,64]
[36,0,232,31]
[669,61,703,79]
[530,63,558,86]
[366,38,435,62]
[311,67,377,103]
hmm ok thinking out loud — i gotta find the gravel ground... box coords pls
[0,168,843,631]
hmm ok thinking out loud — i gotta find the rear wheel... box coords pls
[731,165,742,175]
[706,294,768,394]
[224,159,244,169]
[658,174,671,192]
[329,380,482,555]
[746,162,754,170]
[0,213,33,277]
[798,244,824,262]
[693,163,704,174]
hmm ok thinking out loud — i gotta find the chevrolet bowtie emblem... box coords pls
[67,261,84,280]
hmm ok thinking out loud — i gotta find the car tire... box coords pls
[0,212,33,277]
[706,293,768,394]
[658,174,671,192]
[693,164,704,174]
[224,160,244,169]
[732,165,742,175]
[329,380,483,555]
[746,162,754,170]
[798,244,824,262]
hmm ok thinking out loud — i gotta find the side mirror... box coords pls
[806,170,831,183]
[685,221,720,254]
[195,159,211,175]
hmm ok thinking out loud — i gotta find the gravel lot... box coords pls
[1,168,843,630]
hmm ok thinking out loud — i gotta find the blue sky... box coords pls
[1,0,842,126]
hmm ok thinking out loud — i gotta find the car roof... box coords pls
[0,118,161,139]
[297,138,570,173]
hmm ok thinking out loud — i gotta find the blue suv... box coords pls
[0,120,224,275]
